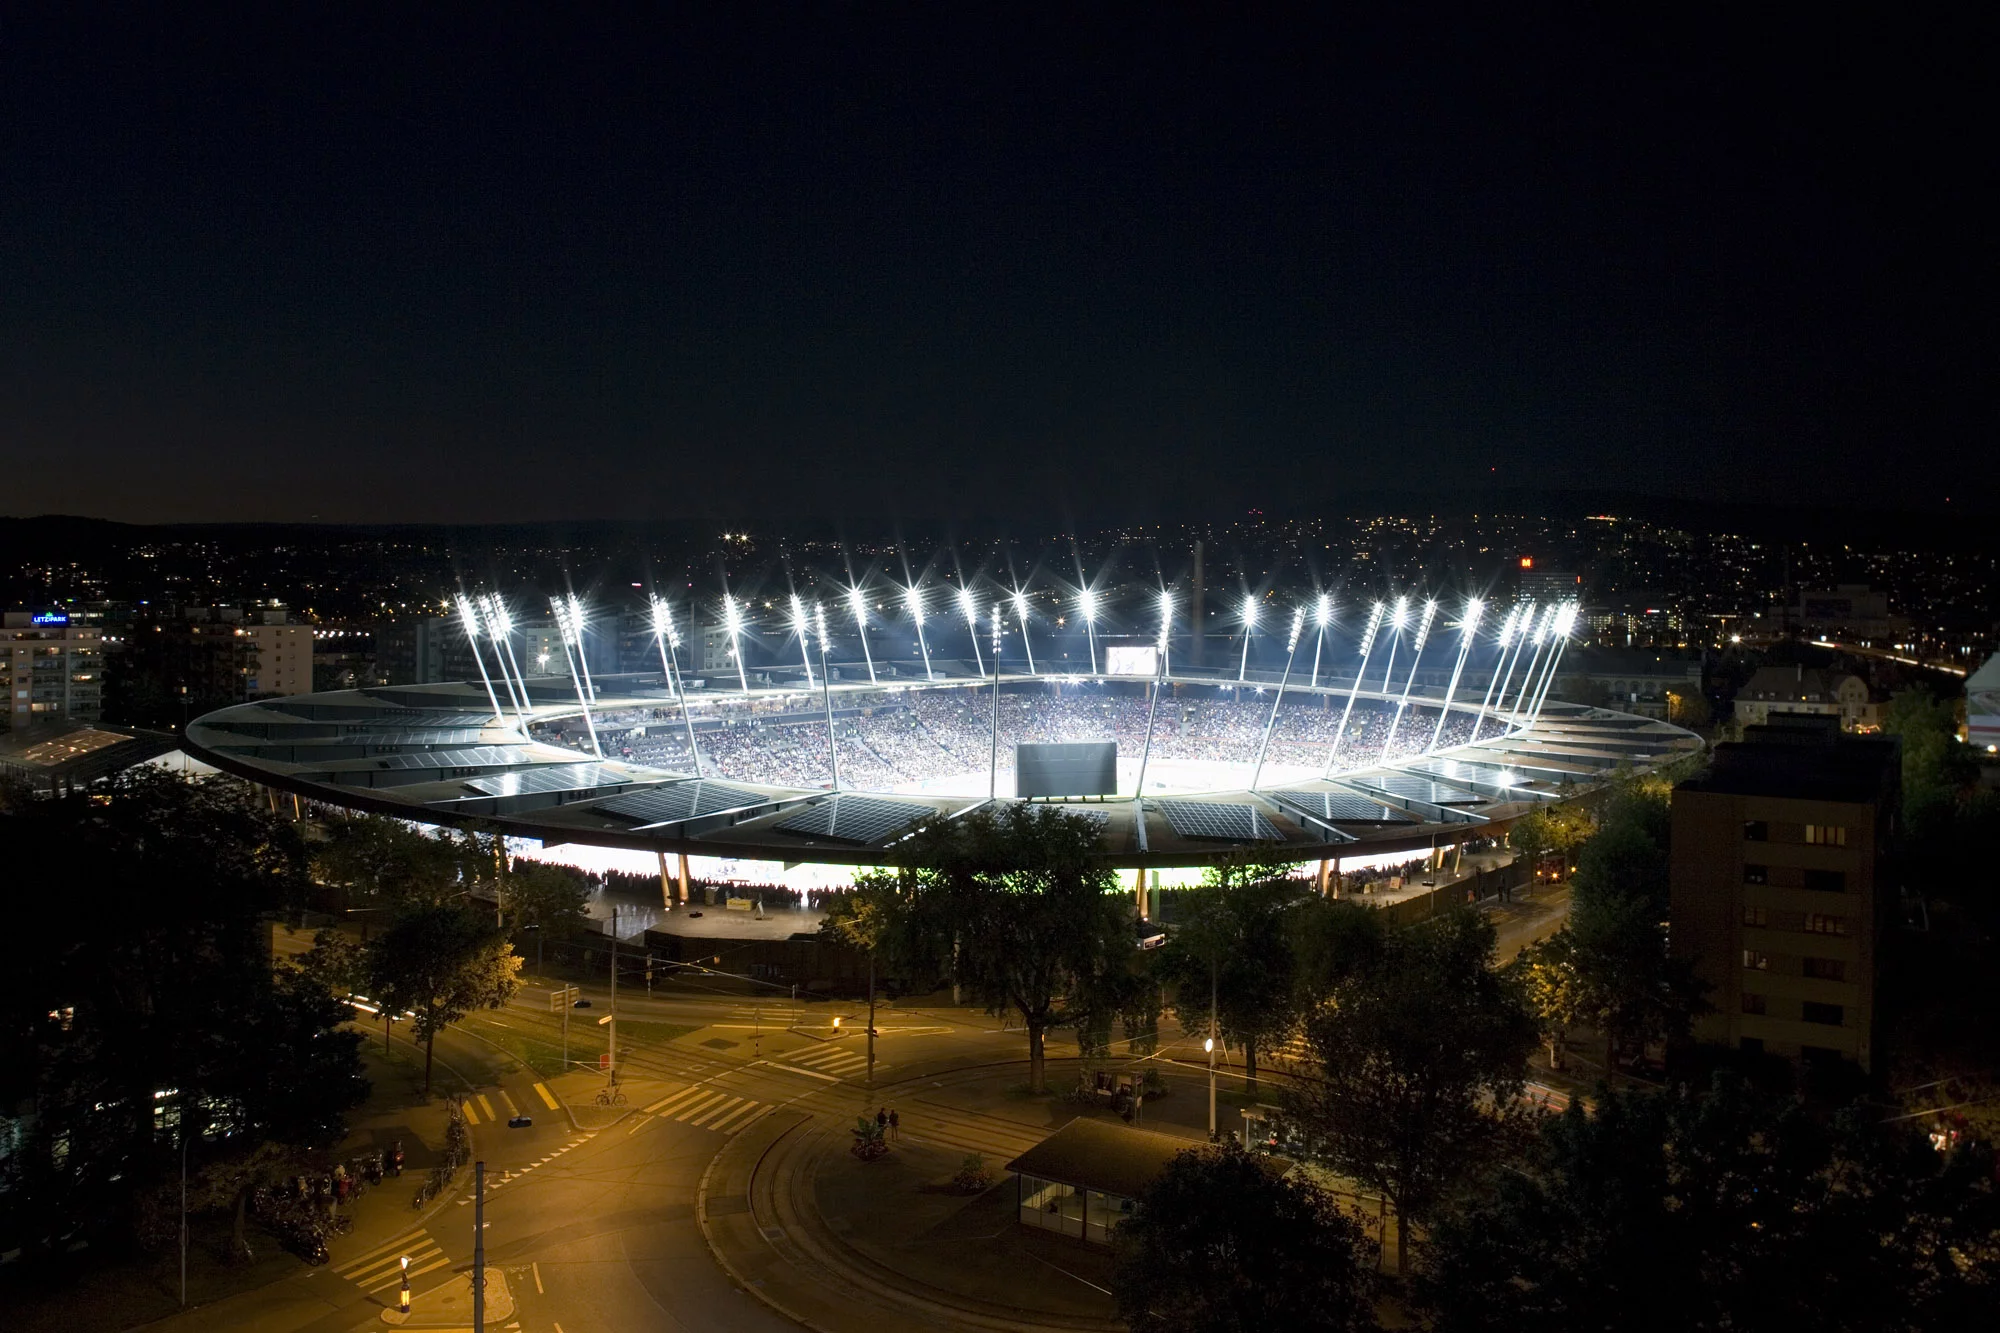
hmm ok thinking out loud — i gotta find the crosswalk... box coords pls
[456,1133,595,1204]
[639,1085,767,1134]
[777,1043,874,1080]
[331,1226,449,1296]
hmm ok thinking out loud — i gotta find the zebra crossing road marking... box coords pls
[637,1085,767,1133]
[533,1082,559,1110]
[476,1094,497,1121]
[781,1044,874,1079]
[332,1227,449,1294]
[455,1136,592,1204]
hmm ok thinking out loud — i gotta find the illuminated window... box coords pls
[1805,824,1848,847]
[1742,950,1770,971]
[1803,914,1847,936]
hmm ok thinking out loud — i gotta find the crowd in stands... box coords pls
[535,686,1491,790]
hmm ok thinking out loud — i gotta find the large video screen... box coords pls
[1015,742,1118,799]
[1104,645,1159,676]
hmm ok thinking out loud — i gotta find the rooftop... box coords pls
[1677,730,1898,804]
[1005,1117,1203,1199]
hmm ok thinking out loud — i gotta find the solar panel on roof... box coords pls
[1366,774,1485,805]
[772,796,937,845]
[1155,800,1283,842]
[1270,791,1416,823]
[592,782,771,825]
[462,764,638,798]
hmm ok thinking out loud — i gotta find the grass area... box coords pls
[457,1008,702,1079]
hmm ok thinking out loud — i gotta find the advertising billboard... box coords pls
[1014,742,1118,798]
[1104,645,1159,676]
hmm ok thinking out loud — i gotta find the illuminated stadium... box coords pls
[185,585,1700,885]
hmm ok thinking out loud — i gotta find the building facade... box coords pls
[1732,664,1875,731]
[3,611,105,731]
[1670,724,1897,1073]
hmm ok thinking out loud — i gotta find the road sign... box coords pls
[548,986,580,1012]
[597,1014,614,1026]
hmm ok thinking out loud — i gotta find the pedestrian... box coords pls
[876,1107,888,1133]
[390,1141,404,1178]
[888,1108,900,1140]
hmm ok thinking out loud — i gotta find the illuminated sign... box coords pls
[1518,556,1534,569]
[30,612,68,626]
[1105,645,1159,676]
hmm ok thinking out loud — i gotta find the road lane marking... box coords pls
[501,1090,519,1115]
[710,1100,766,1134]
[476,1094,497,1120]
[534,1082,559,1109]
[686,1095,743,1128]
[461,1099,479,1125]
[644,1085,718,1116]
[533,1261,544,1294]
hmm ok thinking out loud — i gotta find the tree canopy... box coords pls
[1287,909,1536,1275]
[1112,1143,1378,1333]
[364,902,521,1094]
[884,804,1135,1093]
[1421,1075,2000,1332]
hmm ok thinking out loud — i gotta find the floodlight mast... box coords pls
[815,604,839,791]
[1472,601,1535,743]
[1425,599,1484,754]
[1379,600,1439,762]
[1309,593,1332,687]
[1524,602,1579,728]
[1238,597,1258,682]
[906,585,934,682]
[456,595,505,725]
[988,605,1002,799]
[959,587,985,676]
[1322,601,1387,777]
[1249,607,1308,791]
[483,595,533,727]
[1079,587,1099,676]
[847,587,877,684]
[1466,604,1522,744]
[1505,604,1559,732]
[789,594,816,690]
[1376,596,1410,695]
[567,595,601,705]
[1013,590,1036,676]
[550,597,602,758]
[1133,592,1172,798]
[651,596,703,776]
[722,594,750,694]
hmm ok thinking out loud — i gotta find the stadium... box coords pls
[184,587,1699,895]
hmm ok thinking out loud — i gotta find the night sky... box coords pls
[2,8,1989,526]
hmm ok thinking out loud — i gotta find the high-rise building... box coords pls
[1669,720,1898,1073]
[3,610,105,731]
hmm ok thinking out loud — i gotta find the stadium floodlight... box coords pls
[1426,597,1485,754]
[1238,596,1258,682]
[958,586,984,676]
[1380,599,1439,762]
[1012,589,1037,676]
[1471,601,1533,742]
[566,595,601,706]
[1324,600,1388,778]
[479,594,531,724]
[1374,595,1411,699]
[846,585,877,684]
[1250,606,1311,791]
[455,595,505,724]
[651,595,703,774]
[1523,601,1581,728]
[1157,589,1172,655]
[1308,592,1333,687]
[905,584,934,681]
[988,605,1004,798]
[789,593,816,690]
[1503,603,1560,730]
[1134,592,1174,799]
[814,603,839,790]
[1078,586,1099,676]
[722,594,750,693]
[549,595,602,758]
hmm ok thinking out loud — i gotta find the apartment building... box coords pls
[3,610,105,730]
[1670,720,1898,1072]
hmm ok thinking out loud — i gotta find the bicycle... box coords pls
[594,1087,627,1108]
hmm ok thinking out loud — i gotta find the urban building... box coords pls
[1789,584,1907,642]
[1552,647,1706,722]
[1732,664,1876,731]
[1669,719,1898,1073]
[1515,559,1582,604]
[1967,652,2000,755]
[240,611,313,698]
[3,610,105,731]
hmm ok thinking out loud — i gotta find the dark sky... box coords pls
[2,7,1990,525]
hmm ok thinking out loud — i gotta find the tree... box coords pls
[1155,866,1313,1097]
[312,813,475,912]
[888,804,1134,1093]
[1112,1143,1379,1333]
[1287,909,1536,1276]
[1508,930,1587,1070]
[365,903,522,1095]
[502,860,589,969]
[1420,1075,2000,1332]
[821,877,892,1086]
[1565,888,1705,1079]
[1506,804,1591,869]
[0,770,363,1251]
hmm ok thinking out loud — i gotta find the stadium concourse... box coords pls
[184,663,1700,900]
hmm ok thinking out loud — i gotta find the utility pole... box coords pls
[1206,962,1219,1141]
[865,949,877,1088]
[472,1161,486,1331]
[608,929,618,1086]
